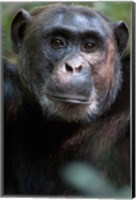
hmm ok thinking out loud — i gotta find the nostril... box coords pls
[65,63,73,72]
[75,65,82,72]
[65,63,82,73]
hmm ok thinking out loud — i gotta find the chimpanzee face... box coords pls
[11,5,128,122]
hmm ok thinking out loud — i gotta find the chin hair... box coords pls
[39,91,99,123]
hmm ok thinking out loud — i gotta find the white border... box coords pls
[0,0,133,1]
[0,0,135,199]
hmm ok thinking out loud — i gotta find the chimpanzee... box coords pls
[4,4,130,196]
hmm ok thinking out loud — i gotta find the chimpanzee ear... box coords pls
[11,9,32,53]
[113,21,129,56]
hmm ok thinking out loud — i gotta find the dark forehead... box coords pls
[33,5,111,35]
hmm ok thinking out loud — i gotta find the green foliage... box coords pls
[61,162,131,198]
[94,2,131,24]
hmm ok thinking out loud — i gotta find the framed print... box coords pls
[1,1,134,198]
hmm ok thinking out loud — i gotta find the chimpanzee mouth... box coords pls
[46,93,91,105]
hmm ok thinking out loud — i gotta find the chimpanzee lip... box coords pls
[46,93,91,105]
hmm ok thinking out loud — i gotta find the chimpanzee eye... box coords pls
[51,37,66,49]
[82,41,96,52]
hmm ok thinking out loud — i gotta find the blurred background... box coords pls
[2,2,132,198]
[2,1,131,63]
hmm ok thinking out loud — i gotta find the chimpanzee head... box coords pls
[11,4,128,122]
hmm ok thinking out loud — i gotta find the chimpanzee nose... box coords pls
[64,56,84,73]
[65,63,82,73]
